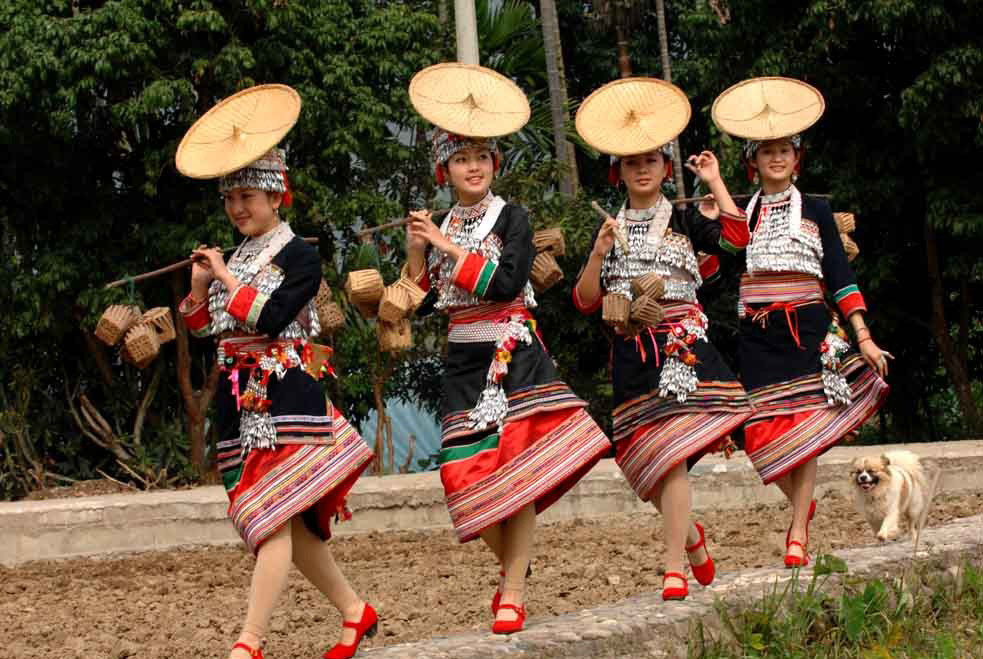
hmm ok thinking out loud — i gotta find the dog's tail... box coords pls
[884,450,926,488]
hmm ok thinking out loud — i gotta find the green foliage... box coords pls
[0,0,444,497]
[692,558,983,658]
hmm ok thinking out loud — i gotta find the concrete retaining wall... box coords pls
[2,440,981,567]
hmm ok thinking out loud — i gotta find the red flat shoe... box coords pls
[231,642,263,658]
[686,522,715,586]
[661,572,689,601]
[323,603,378,659]
[491,603,526,634]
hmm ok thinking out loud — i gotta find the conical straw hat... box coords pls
[711,77,824,140]
[175,84,301,179]
[409,63,530,137]
[575,78,691,157]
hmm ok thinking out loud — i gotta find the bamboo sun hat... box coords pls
[575,77,691,157]
[175,84,302,179]
[408,62,530,137]
[711,76,825,141]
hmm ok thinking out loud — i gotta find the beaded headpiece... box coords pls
[218,148,292,206]
[742,134,802,161]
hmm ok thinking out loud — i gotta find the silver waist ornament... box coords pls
[600,198,701,304]
[746,185,824,277]
[819,316,853,406]
[657,308,709,402]
[217,341,304,454]
[467,318,535,431]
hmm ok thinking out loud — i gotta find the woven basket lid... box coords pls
[175,84,301,179]
[409,63,530,137]
[711,77,824,140]
[575,78,691,157]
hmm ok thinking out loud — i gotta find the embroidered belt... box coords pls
[738,273,825,349]
[447,305,540,432]
[217,336,334,452]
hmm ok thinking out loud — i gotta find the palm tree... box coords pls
[589,0,686,199]
[539,0,579,197]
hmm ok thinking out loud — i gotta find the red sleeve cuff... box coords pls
[452,252,497,296]
[719,210,750,252]
[573,284,602,314]
[179,293,211,335]
[225,285,269,328]
[837,291,867,317]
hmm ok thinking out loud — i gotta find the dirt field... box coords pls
[4,489,981,659]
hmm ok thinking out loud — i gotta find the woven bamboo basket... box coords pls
[631,273,666,299]
[532,228,565,256]
[314,280,346,335]
[123,323,160,368]
[602,293,630,327]
[841,233,859,262]
[378,318,412,353]
[394,276,427,312]
[834,212,856,234]
[344,269,384,306]
[95,304,142,346]
[378,285,412,324]
[630,295,665,326]
[345,269,384,319]
[141,307,176,344]
[530,252,564,293]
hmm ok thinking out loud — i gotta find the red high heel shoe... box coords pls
[492,564,532,614]
[323,603,378,659]
[491,570,504,614]
[661,572,689,601]
[491,603,526,634]
[784,500,815,568]
[230,643,263,659]
[686,522,715,586]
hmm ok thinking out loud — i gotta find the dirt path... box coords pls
[4,489,981,659]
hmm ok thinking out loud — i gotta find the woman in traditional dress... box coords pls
[178,133,376,656]
[403,126,611,632]
[713,78,891,568]
[573,78,754,601]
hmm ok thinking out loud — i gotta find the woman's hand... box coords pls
[685,151,722,185]
[191,246,228,278]
[858,336,894,378]
[592,217,620,259]
[697,194,720,220]
[189,244,217,292]
[408,210,451,253]
[406,210,432,252]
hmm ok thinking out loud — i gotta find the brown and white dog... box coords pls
[850,450,932,546]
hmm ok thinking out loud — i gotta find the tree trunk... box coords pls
[539,0,579,197]
[613,6,632,78]
[654,0,686,201]
[171,271,220,477]
[923,217,982,432]
[454,0,480,64]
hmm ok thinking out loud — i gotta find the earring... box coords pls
[791,172,798,183]
[753,172,760,184]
